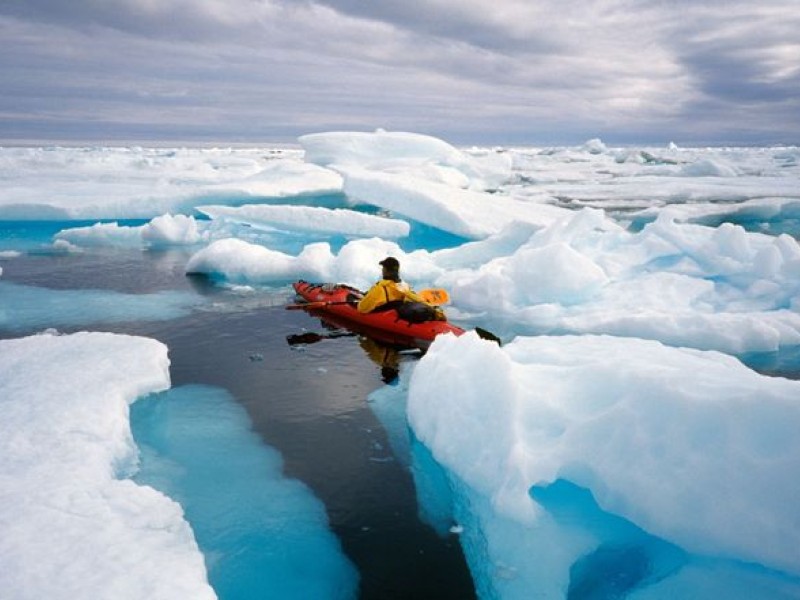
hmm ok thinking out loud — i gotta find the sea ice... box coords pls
[297,130,570,239]
[183,203,800,356]
[0,331,215,600]
[185,238,335,284]
[132,384,359,599]
[407,331,800,597]
[3,132,800,599]
[632,196,800,231]
[0,281,203,333]
[55,214,207,248]
[206,157,343,198]
[300,129,513,191]
[0,146,335,220]
[436,208,800,354]
[197,203,410,239]
[339,165,567,239]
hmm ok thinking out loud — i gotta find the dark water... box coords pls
[1,249,475,599]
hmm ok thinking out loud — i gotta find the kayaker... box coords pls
[356,257,445,321]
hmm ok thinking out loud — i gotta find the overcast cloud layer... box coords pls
[1,0,798,145]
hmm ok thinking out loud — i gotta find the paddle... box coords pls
[285,301,349,310]
[418,288,449,305]
[286,288,450,310]
[286,331,356,345]
[475,326,502,346]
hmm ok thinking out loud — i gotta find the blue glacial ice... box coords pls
[0,280,203,333]
[132,384,358,600]
[407,331,800,598]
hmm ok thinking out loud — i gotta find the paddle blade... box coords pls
[419,288,450,306]
[475,327,502,346]
[286,332,325,345]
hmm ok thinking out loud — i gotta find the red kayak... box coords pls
[291,280,465,349]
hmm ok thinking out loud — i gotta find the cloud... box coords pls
[674,3,800,100]
[0,0,798,144]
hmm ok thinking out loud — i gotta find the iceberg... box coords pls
[55,214,207,248]
[339,165,567,239]
[300,129,513,191]
[298,130,566,239]
[185,238,335,284]
[0,331,215,600]
[407,332,800,597]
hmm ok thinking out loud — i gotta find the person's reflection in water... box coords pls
[286,325,412,384]
[358,336,402,384]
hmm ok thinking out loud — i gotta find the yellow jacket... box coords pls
[357,279,426,313]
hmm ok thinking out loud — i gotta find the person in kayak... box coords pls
[356,257,445,322]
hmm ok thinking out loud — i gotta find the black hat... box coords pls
[379,257,400,270]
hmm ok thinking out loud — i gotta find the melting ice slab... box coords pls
[0,332,216,600]
[339,165,567,239]
[0,146,339,220]
[197,203,410,239]
[300,130,567,239]
[300,130,469,168]
[407,332,800,598]
[0,281,203,333]
[132,385,359,599]
[55,214,206,248]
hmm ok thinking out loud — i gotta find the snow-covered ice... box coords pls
[0,331,359,600]
[2,130,800,599]
[0,331,215,600]
[197,203,410,239]
[54,214,207,248]
[300,129,513,191]
[185,238,336,284]
[408,332,800,597]
[338,165,567,239]
[0,145,335,220]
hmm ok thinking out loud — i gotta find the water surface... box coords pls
[1,248,476,599]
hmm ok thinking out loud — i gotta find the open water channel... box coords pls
[0,245,476,599]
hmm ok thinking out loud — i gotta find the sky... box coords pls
[1,0,799,146]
